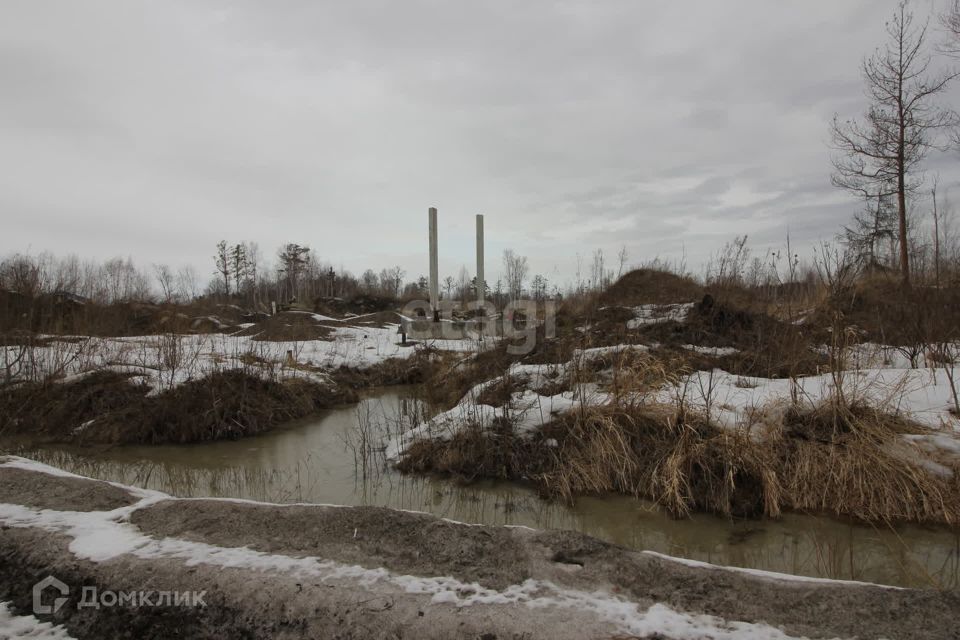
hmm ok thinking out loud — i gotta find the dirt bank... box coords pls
[0,370,358,446]
[1,458,958,639]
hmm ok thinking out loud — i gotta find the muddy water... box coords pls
[10,389,960,589]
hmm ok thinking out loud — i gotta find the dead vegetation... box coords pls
[0,369,357,445]
[400,266,960,526]
[600,268,704,306]
[400,393,960,525]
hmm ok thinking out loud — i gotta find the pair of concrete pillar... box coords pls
[428,208,484,318]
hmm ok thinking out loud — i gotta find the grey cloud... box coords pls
[3,0,960,287]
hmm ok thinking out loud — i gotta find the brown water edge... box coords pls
[3,387,959,589]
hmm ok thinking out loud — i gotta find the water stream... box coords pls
[8,389,959,589]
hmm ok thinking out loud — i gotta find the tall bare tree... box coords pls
[502,249,528,300]
[941,0,960,55]
[830,1,957,286]
[230,243,248,295]
[153,263,175,303]
[844,192,898,268]
[214,240,231,295]
[277,243,311,301]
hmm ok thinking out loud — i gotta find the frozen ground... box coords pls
[2,323,484,394]
[387,337,960,471]
[1,457,957,640]
[0,602,75,639]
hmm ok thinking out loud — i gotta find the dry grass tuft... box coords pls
[399,391,960,525]
[0,370,358,445]
[777,401,959,524]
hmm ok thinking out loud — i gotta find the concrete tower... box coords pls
[429,207,439,319]
[476,214,484,311]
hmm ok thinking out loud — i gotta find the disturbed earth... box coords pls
[1,457,959,640]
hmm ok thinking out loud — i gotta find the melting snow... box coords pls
[0,458,819,639]
[0,602,76,640]
[626,302,695,329]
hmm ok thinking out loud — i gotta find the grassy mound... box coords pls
[0,370,356,445]
[601,269,703,307]
[234,311,336,341]
[398,399,960,526]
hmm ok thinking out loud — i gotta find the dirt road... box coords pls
[0,457,957,639]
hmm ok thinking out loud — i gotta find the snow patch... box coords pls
[626,302,695,329]
[642,550,902,590]
[0,464,813,639]
[0,602,77,639]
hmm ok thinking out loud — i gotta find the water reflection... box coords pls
[9,390,959,589]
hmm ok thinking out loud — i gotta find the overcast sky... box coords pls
[3,0,960,287]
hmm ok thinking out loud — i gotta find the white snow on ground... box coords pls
[0,603,76,640]
[641,551,902,590]
[835,342,960,370]
[385,359,615,460]
[649,367,960,472]
[657,367,960,433]
[386,340,960,471]
[385,386,589,461]
[1,327,486,393]
[625,302,695,329]
[572,344,652,359]
[0,458,822,639]
[682,344,739,356]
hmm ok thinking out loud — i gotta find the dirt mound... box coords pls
[601,268,703,306]
[343,310,404,328]
[0,293,247,337]
[234,311,336,341]
[0,369,356,445]
[314,294,397,317]
[629,294,823,377]
[0,466,137,512]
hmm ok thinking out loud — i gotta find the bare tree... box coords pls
[457,265,470,304]
[831,1,958,287]
[244,241,261,306]
[502,249,528,300]
[844,192,898,268]
[591,249,606,291]
[361,269,378,292]
[277,243,311,301]
[230,244,248,296]
[389,266,406,297]
[940,0,960,56]
[616,245,629,280]
[214,240,231,295]
[932,174,942,286]
[176,265,199,302]
[153,263,176,303]
[531,274,548,299]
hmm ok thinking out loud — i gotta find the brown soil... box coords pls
[0,465,136,511]
[313,294,397,317]
[600,269,704,307]
[1,463,959,639]
[131,499,532,591]
[0,291,250,337]
[233,311,337,341]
